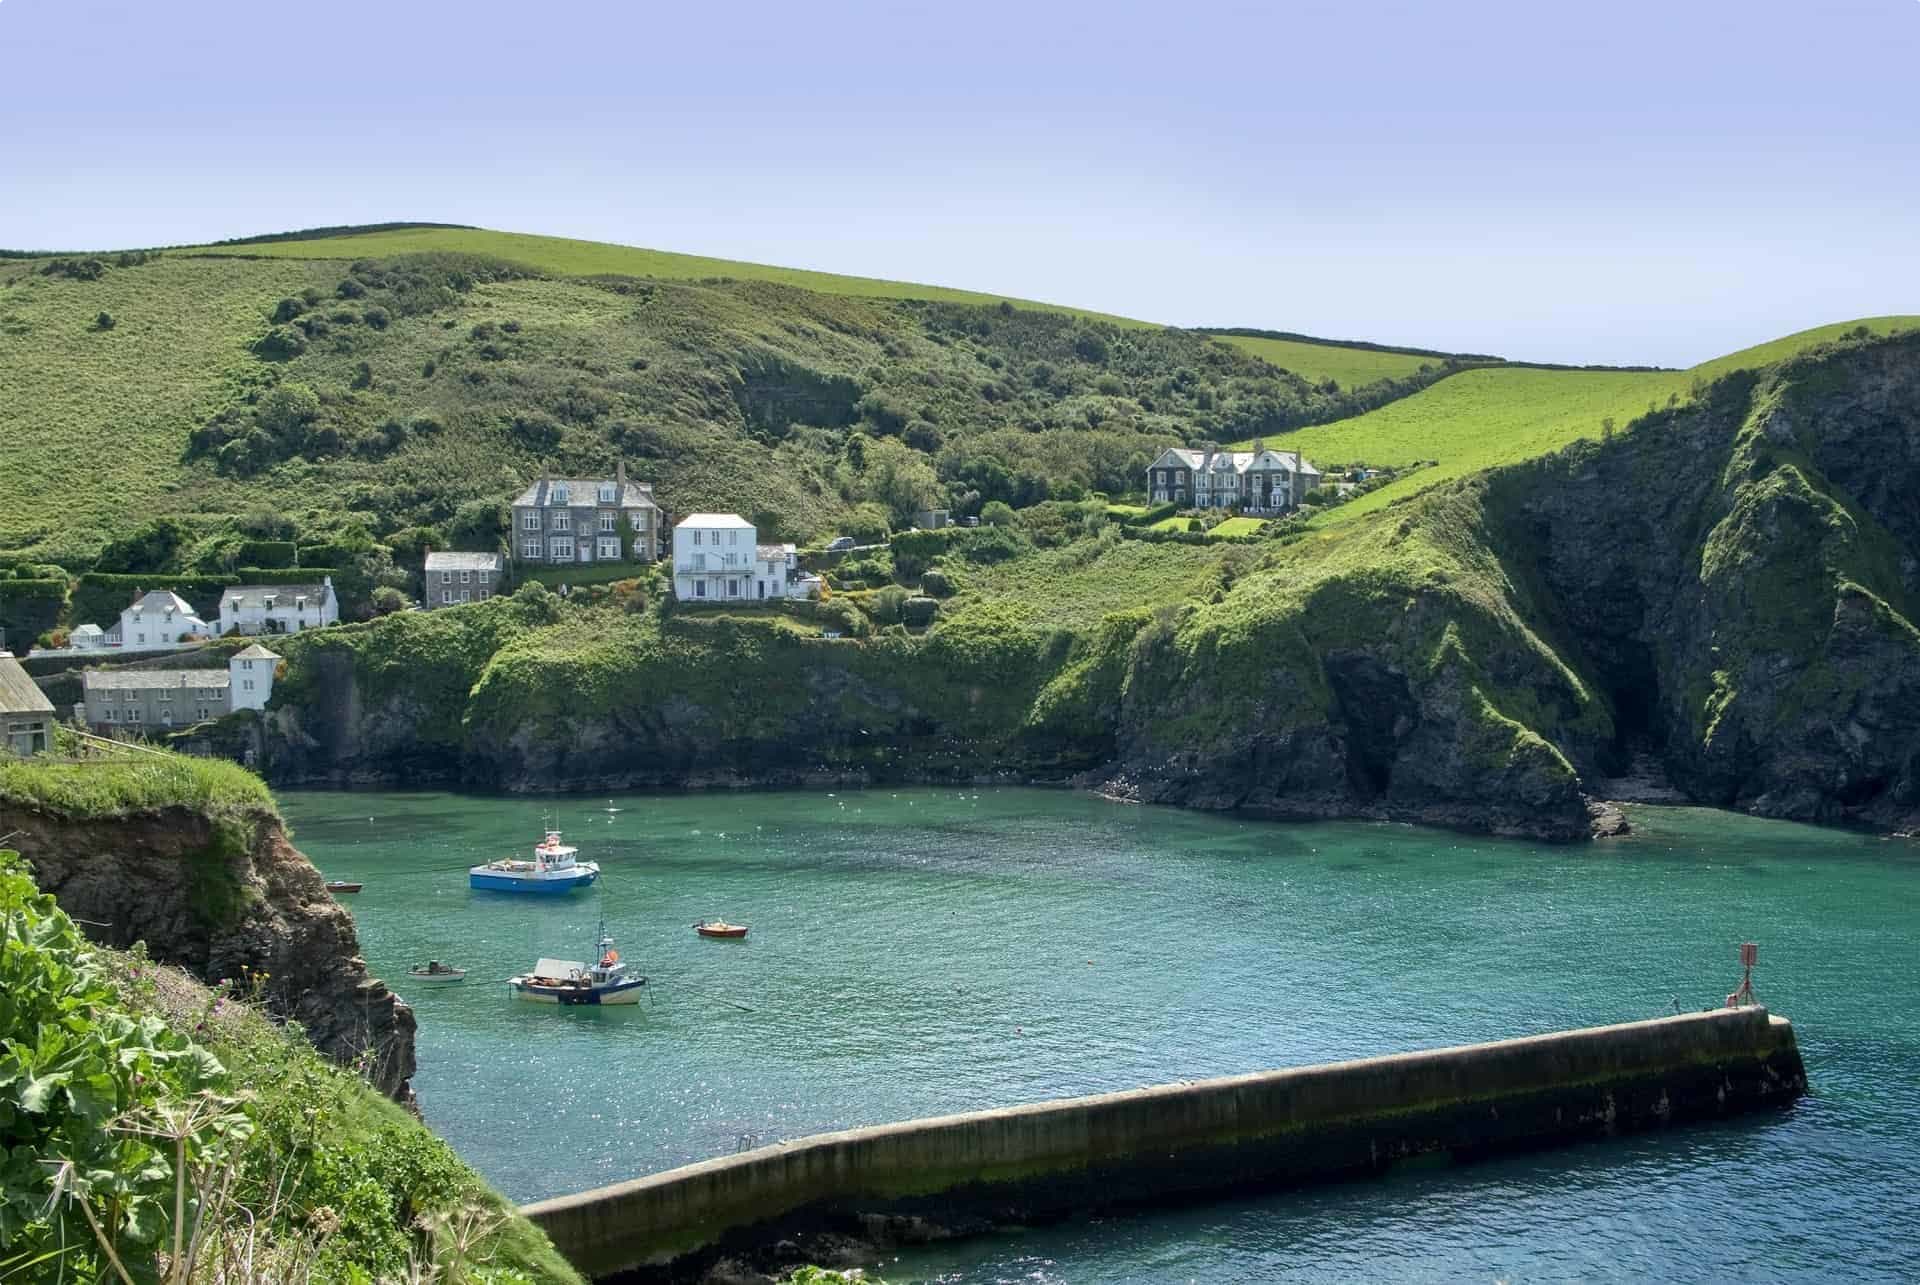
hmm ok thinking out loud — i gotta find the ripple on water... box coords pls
[285,788,1920,1283]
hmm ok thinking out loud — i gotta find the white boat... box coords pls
[508,923,647,1006]
[407,961,466,985]
[469,830,600,894]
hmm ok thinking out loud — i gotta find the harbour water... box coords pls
[282,788,1920,1283]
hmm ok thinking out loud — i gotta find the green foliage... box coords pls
[71,572,235,628]
[1211,332,1448,389]
[0,751,276,824]
[235,538,297,569]
[0,577,68,649]
[979,500,1015,526]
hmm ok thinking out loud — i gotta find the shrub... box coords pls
[980,500,1015,526]
[919,568,953,597]
[251,325,307,360]
[235,539,298,569]
[92,310,115,331]
[372,585,407,614]
[815,596,867,636]
[903,595,939,628]
[867,585,910,624]
[270,296,305,323]
[362,305,391,330]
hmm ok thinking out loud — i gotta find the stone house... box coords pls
[0,653,54,756]
[218,579,339,637]
[1145,441,1323,512]
[511,462,664,567]
[424,551,506,608]
[81,644,280,733]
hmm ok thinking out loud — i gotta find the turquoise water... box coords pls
[283,788,1920,1282]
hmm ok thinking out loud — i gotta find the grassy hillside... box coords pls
[184,226,1154,327]
[1244,316,1920,524]
[1211,332,1452,389]
[0,243,1391,573]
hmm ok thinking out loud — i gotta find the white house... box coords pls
[218,578,339,637]
[114,590,212,651]
[755,542,802,600]
[673,514,756,601]
[227,643,280,712]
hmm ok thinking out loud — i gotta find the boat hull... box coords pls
[696,925,749,939]
[509,978,646,1005]
[469,869,598,894]
[407,972,465,985]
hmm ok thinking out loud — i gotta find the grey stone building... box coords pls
[0,653,54,756]
[1145,441,1323,513]
[81,644,281,733]
[510,461,664,568]
[424,551,506,608]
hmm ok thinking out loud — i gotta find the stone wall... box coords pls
[525,1007,1805,1281]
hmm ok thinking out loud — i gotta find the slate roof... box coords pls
[128,590,201,617]
[231,644,281,661]
[512,479,658,509]
[0,655,54,715]
[424,551,505,573]
[83,669,229,692]
[223,583,329,608]
[1159,447,1319,475]
[756,543,797,561]
[676,513,754,529]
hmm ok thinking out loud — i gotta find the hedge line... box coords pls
[70,569,345,630]
[0,579,69,649]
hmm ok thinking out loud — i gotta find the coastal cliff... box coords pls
[0,764,417,1101]
[243,334,1920,842]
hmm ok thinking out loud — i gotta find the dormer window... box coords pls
[598,483,616,503]
[552,483,570,504]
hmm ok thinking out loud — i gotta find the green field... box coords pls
[1243,316,1920,525]
[1212,333,1450,389]
[1208,515,1267,537]
[185,226,1155,328]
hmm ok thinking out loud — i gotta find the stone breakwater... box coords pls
[525,1007,1806,1282]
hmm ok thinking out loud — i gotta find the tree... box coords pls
[1600,416,1616,442]
[92,311,115,331]
[861,438,942,526]
[980,500,1015,527]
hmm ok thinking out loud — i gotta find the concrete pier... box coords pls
[525,1007,1806,1281]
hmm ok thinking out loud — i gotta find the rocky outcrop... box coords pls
[0,801,416,1102]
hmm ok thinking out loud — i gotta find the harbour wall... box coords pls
[524,1007,1807,1281]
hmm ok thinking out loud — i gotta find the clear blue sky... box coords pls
[3,0,1916,365]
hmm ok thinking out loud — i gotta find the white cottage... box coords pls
[218,578,339,637]
[113,589,212,651]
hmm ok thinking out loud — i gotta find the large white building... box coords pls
[109,589,212,651]
[673,515,815,602]
[217,578,339,637]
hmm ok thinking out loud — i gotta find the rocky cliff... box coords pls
[0,799,417,1101]
[242,334,1920,842]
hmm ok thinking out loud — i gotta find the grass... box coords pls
[1242,316,1920,526]
[0,746,278,822]
[182,227,1155,328]
[1208,516,1266,538]
[1212,333,1448,389]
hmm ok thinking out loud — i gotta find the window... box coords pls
[461,570,472,583]
[552,483,570,503]
[441,571,453,584]
[692,530,703,546]
[196,706,210,721]
[552,512,571,531]
[727,579,739,597]
[243,679,255,692]
[128,706,141,723]
[443,590,453,604]
[161,710,172,726]
[599,512,617,532]
[103,707,116,723]
[522,538,542,559]
[599,483,615,503]
[522,512,540,531]
[135,632,146,645]
[695,580,706,598]
[477,572,490,585]
[727,531,738,546]
[598,538,619,559]
[157,688,171,702]
[461,590,471,603]
[549,537,574,560]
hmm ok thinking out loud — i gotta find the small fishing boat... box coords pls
[407,960,466,985]
[469,830,600,894]
[693,919,749,939]
[324,880,362,894]
[508,922,646,1005]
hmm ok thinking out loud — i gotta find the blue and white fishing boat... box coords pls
[507,923,647,1005]
[468,829,600,894]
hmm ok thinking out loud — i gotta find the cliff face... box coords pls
[0,801,417,1101]
[243,335,1920,841]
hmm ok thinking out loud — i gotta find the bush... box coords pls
[372,585,407,614]
[236,539,298,569]
[979,500,1015,526]
[251,325,307,360]
[0,579,68,650]
[92,310,115,331]
[867,585,911,624]
[903,595,939,628]
[919,568,953,597]
[815,596,867,636]
[362,305,391,330]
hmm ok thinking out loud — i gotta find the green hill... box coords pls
[0,236,1419,569]
[1210,332,1460,390]
[1237,317,1920,524]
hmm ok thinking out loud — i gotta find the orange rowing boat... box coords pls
[693,919,749,939]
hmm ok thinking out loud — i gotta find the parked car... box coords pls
[826,536,857,551]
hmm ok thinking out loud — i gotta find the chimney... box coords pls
[616,457,626,498]
[1252,437,1264,457]
[542,463,551,504]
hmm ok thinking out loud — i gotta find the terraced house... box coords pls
[1146,441,1323,512]
[80,644,280,733]
[511,462,664,567]
[424,551,505,608]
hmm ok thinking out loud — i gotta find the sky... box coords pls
[2,0,1917,365]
